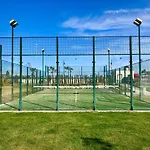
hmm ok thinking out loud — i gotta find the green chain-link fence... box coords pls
[0,36,150,110]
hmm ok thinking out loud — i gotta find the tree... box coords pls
[142,69,147,74]
[5,71,10,79]
[14,75,19,83]
[64,66,69,85]
[30,68,36,78]
[49,66,56,85]
[84,75,88,85]
[68,67,73,85]
[64,66,73,85]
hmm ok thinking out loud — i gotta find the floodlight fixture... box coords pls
[10,19,18,28]
[42,49,45,52]
[107,48,110,52]
[133,18,142,26]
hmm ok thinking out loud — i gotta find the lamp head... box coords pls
[107,48,110,52]
[133,18,142,26]
[10,19,19,28]
[42,49,45,52]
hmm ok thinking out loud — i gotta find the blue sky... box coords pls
[0,0,150,74]
[0,0,150,36]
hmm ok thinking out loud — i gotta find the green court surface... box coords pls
[0,87,150,110]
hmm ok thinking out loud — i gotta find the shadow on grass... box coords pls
[23,100,54,110]
[81,137,113,150]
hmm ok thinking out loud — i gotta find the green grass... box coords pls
[0,88,150,110]
[0,112,150,150]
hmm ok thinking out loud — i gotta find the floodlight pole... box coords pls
[107,48,110,85]
[11,26,14,101]
[42,49,45,84]
[138,25,142,101]
[10,19,18,101]
[0,45,2,104]
[63,60,65,85]
[133,18,142,101]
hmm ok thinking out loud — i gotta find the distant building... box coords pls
[115,68,134,84]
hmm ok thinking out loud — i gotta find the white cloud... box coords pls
[62,15,134,31]
[104,8,150,14]
[61,8,150,36]
[104,9,128,14]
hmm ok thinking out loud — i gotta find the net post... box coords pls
[124,66,127,96]
[0,45,2,104]
[26,67,29,95]
[93,36,96,111]
[19,37,23,111]
[56,37,59,111]
[129,36,134,110]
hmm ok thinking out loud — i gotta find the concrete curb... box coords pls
[0,110,150,113]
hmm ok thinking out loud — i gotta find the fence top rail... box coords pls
[0,36,150,38]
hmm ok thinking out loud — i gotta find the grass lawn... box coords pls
[0,112,150,150]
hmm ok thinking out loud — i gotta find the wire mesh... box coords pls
[0,36,150,110]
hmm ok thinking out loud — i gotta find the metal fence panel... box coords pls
[0,36,150,110]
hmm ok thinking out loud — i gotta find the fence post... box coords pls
[0,45,2,104]
[56,37,59,111]
[39,70,41,90]
[32,70,34,93]
[129,36,133,110]
[36,69,38,92]
[19,37,22,111]
[93,36,96,110]
[26,67,29,95]
[106,65,107,85]
[112,69,114,85]
[124,66,127,95]
[81,66,82,76]
[45,65,47,79]
[115,69,117,85]
[119,68,121,94]
[104,66,105,87]
[47,66,49,86]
